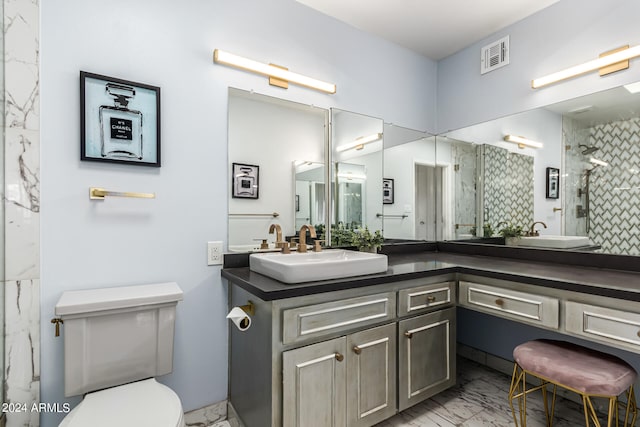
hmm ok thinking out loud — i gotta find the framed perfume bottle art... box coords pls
[232,163,259,199]
[80,71,161,167]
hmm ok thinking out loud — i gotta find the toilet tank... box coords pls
[55,282,183,397]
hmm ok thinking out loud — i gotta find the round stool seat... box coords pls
[514,339,637,396]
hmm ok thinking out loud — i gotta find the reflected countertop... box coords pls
[221,251,640,302]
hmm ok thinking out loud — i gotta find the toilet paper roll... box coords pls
[227,306,252,331]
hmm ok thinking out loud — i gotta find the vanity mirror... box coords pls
[227,88,329,252]
[437,81,640,256]
[381,124,436,240]
[330,108,384,246]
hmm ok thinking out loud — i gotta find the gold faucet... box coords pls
[529,221,547,237]
[297,224,317,253]
[269,224,283,248]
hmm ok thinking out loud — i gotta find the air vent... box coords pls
[481,36,509,74]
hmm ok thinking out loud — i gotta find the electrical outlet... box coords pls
[207,241,223,266]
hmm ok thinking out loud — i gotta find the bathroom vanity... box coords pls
[222,247,640,427]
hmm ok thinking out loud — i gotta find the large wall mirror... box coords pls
[330,108,384,245]
[227,88,329,251]
[437,81,640,257]
[382,124,436,240]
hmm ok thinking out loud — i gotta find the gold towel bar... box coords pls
[229,212,280,218]
[90,187,155,200]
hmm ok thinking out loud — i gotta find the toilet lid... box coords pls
[60,378,184,427]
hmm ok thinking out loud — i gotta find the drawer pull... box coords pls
[495,298,505,307]
[335,352,344,362]
[404,331,413,339]
[353,346,362,355]
[427,295,436,303]
[637,331,640,338]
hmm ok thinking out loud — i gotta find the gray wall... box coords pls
[436,0,640,133]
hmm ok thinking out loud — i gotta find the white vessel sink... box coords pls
[517,235,591,249]
[249,249,388,284]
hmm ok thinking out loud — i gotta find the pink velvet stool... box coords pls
[508,339,638,427]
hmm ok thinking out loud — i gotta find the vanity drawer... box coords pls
[565,301,640,353]
[458,281,559,329]
[398,281,455,317]
[282,292,396,345]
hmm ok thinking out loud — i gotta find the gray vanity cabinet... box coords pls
[346,323,397,426]
[227,276,457,427]
[282,322,397,427]
[398,307,456,411]
[282,337,348,427]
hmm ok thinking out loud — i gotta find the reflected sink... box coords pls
[516,235,591,249]
[249,249,388,284]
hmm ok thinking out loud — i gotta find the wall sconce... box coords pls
[624,81,640,93]
[503,134,543,149]
[589,157,609,167]
[532,45,640,89]
[337,172,367,180]
[213,49,336,94]
[335,133,382,152]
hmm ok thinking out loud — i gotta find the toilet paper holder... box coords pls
[239,301,255,316]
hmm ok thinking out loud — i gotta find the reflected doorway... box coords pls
[415,163,444,240]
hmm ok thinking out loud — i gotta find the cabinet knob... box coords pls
[495,298,505,307]
[427,295,436,303]
[404,331,413,339]
[353,346,362,355]
[636,331,640,338]
[335,352,344,362]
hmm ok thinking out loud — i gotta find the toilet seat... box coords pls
[59,378,184,427]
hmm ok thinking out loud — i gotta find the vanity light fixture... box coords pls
[503,135,543,149]
[213,49,336,94]
[532,45,640,89]
[337,172,367,180]
[335,132,383,152]
[624,81,640,93]
[589,157,609,167]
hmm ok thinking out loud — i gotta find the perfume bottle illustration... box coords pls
[235,166,257,197]
[99,83,143,159]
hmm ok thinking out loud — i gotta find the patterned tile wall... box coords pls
[588,118,640,255]
[481,144,534,233]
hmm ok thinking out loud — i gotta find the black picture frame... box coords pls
[80,71,161,167]
[383,178,394,204]
[232,163,260,199]
[546,167,560,199]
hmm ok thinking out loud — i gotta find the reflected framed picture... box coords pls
[232,163,259,199]
[383,178,394,204]
[80,71,161,167]
[546,167,560,199]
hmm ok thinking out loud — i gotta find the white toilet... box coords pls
[55,282,185,427]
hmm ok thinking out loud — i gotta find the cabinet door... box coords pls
[398,307,456,411]
[283,337,347,427]
[346,323,397,427]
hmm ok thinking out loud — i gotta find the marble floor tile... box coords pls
[374,357,592,427]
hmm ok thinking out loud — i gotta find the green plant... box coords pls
[498,224,525,238]
[327,222,354,247]
[351,226,384,251]
[482,223,493,238]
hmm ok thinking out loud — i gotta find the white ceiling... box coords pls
[295,0,561,60]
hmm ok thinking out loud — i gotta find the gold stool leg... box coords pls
[509,363,525,427]
[606,397,615,427]
[583,395,602,427]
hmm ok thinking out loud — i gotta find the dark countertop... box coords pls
[221,251,640,302]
